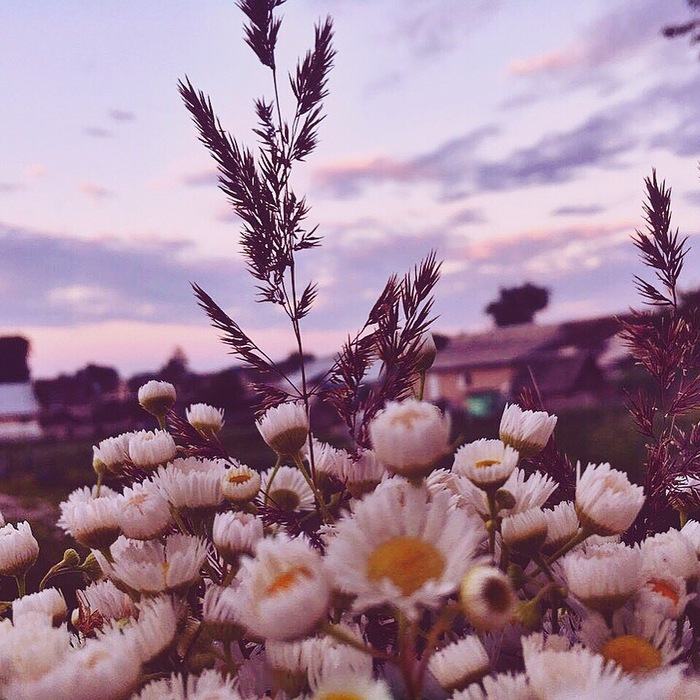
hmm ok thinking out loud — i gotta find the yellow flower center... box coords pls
[390,408,423,430]
[228,473,252,484]
[266,566,312,596]
[367,536,445,595]
[127,493,148,509]
[320,694,362,700]
[475,459,500,468]
[601,635,662,674]
[649,579,679,606]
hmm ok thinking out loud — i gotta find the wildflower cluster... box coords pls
[1,1,699,698]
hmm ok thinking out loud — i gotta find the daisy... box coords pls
[453,439,519,492]
[57,488,121,550]
[116,480,172,540]
[96,533,207,595]
[12,588,67,627]
[453,672,535,700]
[92,433,131,477]
[325,480,482,619]
[428,635,490,691]
[221,462,262,503]
[132,669,241,700]
[261,464,315,511]
[309,676,393,700]
[77,579,135,623]
[237,534,331,641]
[499,403,557,458]
[575,462,644,536]
[0,521,39,577]
[501,507,548,557]
[186,402,225,435]
[369,398,451,478]
[127,429,177,471]
[256,402,309,457]
[152,458,226,514]
[341,449,386,498]
[138,379,176,418]
[212,510,264,562]
[562,542,642,615]
[542,501,580,555]
[640,528,699,585]
[203,583,246,641]
[305,626,374,690]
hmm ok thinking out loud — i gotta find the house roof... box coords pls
[0,383,40,417]
[433,323,563,371]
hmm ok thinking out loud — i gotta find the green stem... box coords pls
[320,621,392,661]
[263,455,283,507]
[293,453,333,524]
[14,573,26,598]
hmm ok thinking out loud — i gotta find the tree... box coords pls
[485,283,550,327]
[0,336,30,383]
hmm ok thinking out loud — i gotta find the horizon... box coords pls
[2,1,700,379]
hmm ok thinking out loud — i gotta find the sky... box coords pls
[2,0,700,379]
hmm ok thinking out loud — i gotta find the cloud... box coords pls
[0,223,249,327]
[182,170,218,187]
[83,126,112,138]
[315,111,635,199]
[0,183,23,194]
[109,109,135,122]
[552,205,606,216]
[80,182,113,200]
[508,0,673,83]
[684,190,700,207]
[448,207,485,226]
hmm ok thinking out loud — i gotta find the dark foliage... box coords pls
[0,335,30,383]
[620,172,700,540]
[662,1,700,59]
[485,283,549,327]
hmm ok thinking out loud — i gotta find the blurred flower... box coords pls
[12,588,67,627]
[428,635,490,691]
[369,399,451,478]
[213,511,264,562]
[460,565,517,631]
[0,521,39,577]
[92,433,130,477]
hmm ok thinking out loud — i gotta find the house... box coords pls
[424,317,625,417]
[0,336,42,442]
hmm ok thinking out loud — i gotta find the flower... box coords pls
[428,635,490,691]
[203,584,245,641]
[132,669,240,700]
[57,489,121,550]
[341,449,386,498]
[92,433,130,477]
[309,676,393,700]
[138,380,176,418]
[96,534,207,595]
[0,521,39,577]
[77,580,135,624]
[261,464,315,511]
[562,542,642,615]
[305,627,374,690]
[369,398,451,478]
[221,462,262,502]
[501,507,548,556]
[186,402,225,435]
[237,534,330,641]
[460,565,517,631]
[325,480,482,619]
[256,402,309,456]
[152,457,226,514]
[542,501,580,555]
[640,528,699,585]
[116,480,171,540]
[416,331,438,371]
[575,462,645,536]
[12,588,67,626]
[499,403,557,457]
[128,429,177,470]
[212,511,264,562]
[453,439,519,492]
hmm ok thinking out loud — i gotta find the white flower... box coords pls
[640,528,699,584]
[77,579,135,623]
[0,521,39,576]
[637,574,694,620]
[152,458,226,513]
[310,676,393,700]
[132,669,240,700]
[501,507,548,555]
[58,489,121,549]
[305,627,374,690]
[499,403,557,457]
[542,501,580,554]
[12,588,67,626]
[460,565,517,631]
[415,331,437,371]
[96,534,207,595]
[256,402,309,456]
[237,534,330,641]
[369,399,451,477]
[92,434,131,476]
[203,584,245,640]
[261,464,315,511]
[116,480,171,540]
[128,429,177,470]
[212,510,264,561]
[562,542,642,615]
[575,462,644,536]
[453,439,519,491]
[221,462,262,502]
[138,380,176,417]
[308,439,351,482]
[325,480,482,619]
[341,449,386,497]
[454,672,534,700]
[186,402,224,434]
[428,635,490,691]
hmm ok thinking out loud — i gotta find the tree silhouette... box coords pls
[0,336,31,383]
[662,1,700,59]
[485,283,550,327]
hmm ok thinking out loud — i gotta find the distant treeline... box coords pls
[0,336,30,383]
